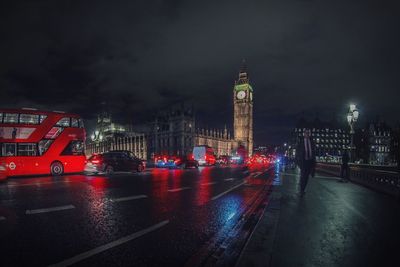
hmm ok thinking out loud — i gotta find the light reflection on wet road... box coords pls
[0,164,275,267]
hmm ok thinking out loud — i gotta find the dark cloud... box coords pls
[1,0,399,144]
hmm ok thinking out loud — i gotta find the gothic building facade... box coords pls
[86,63,254,159]
[144,103,235,158]
[233,64,254,156]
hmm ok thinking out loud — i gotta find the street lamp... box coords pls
[347,104,359,162]
[91,130,104,142]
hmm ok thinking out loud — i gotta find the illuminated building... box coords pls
[366,122,392,165]
[146,103,234,158]
[233,61,254,156]
[289,118,350,162]
[86,111,147,159]
[86,62,254,159]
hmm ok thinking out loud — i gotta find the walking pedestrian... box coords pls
[340,149,350,182]
[295,129,316,196]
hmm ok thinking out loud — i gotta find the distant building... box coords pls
[366,121,392,165]
[146,104,235,158]
[86,63,253,159]
[289,118,350,162]
[85,111,147,159]
[353,121,394,165]
[233,62,254,156]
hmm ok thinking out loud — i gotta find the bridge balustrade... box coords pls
[316,163,400,198]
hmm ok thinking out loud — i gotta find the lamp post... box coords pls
[90,130,104,154]
[347,104,359,163]
[91,130,104,142]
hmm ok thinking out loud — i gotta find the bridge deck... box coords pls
[238,168,400,267]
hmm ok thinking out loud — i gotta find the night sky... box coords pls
[1,0,399,145]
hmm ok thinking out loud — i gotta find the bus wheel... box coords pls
[51,161,64,176]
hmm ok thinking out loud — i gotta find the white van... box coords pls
[193,146,216,166]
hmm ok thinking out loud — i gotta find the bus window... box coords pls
[19,114,40,124]
[71,118,79,127]
[3,143,16,156]
[18,143,37,156]
[61,140,84,156]
[38,140,54,155]
[56,117,70,127]
[39,115,47,123]
[4,113,18,123]
[0,112,3,123]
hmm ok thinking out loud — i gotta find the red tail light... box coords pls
[91,159,101,164]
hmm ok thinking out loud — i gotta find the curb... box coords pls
[235,182,282,267]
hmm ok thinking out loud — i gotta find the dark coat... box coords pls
[342,151,349,167]
[295,137,316,170]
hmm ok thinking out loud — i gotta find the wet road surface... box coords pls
[0,165,274,267]
[269,168,400,267]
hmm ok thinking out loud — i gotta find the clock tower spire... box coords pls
[233,60,253,156]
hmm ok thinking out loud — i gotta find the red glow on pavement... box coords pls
[196,167,213,205]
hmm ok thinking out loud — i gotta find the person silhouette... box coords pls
[12,127,18,139]
[295,129,316,196]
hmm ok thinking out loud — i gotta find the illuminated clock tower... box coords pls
[233,62,253,156]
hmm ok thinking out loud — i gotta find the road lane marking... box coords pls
[26,205,75,215]
[2,180,73,188]
[168,187,191,192]
[201,182,216,186]
[0,216,5,221]
[252,172,263,177]
[224,178,235,181]
[49,220,169,267]
[211,181,246,201]
[111,195,148,202]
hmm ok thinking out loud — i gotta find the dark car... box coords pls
[155,155,199,169]
[216,155,231,165]
[85,150,145,175]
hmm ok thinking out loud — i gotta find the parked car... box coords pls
[85,150,145,175]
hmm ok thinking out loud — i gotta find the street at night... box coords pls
[1,0,400,266]
[0,165,274,266]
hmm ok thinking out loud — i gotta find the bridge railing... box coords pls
[316,163,400,198]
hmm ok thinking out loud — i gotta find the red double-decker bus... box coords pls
[0,108,86,180]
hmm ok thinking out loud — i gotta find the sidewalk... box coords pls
[237,168,400,267]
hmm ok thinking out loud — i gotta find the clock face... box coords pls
[237,91,246,100]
